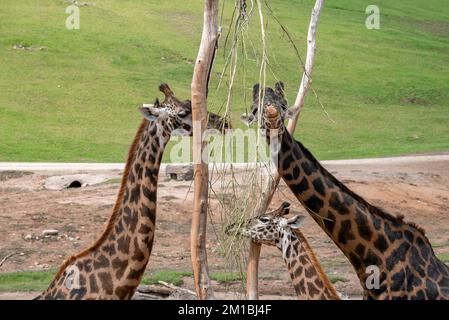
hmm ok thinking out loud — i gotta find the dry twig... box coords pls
[0,253,16,268]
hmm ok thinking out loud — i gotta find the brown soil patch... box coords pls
[0,158,448,300]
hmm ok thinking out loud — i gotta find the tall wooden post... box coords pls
[190,0,219,300]
[246,0,325,300]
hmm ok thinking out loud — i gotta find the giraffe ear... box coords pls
[275,81,285,98]
[139,104,164,121]
[240,113,256,126]
[287,215,306,229]
[252,83,261,101]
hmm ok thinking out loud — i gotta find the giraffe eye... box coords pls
[178,110,189,118]
[259,217,270,224]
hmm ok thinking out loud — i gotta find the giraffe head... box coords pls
[240,82,298,135]
[233,202,306,250]
[139,83,227,136]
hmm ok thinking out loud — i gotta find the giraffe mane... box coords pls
[292,229,340,299]
[50,119,148,285]
[294,138,428,237]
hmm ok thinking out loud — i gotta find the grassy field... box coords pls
[0,268,356,292]
[0,269,242,292]
[0,0,448,162]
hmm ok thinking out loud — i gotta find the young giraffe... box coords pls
[237,202,340,300]
[35,84,225,300]
[241,82,449,300]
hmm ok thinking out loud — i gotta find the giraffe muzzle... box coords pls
[265,105,282,129]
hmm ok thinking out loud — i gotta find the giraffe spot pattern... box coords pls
[324,212,336,234]
[89,274,99,293]
[312,177,326,197]
[98,272,114,295]
[355,208,373,241]
[142,185,156,202]
[138,223,152,234]
[300,161,317,176]
[338,220,355,245]
[129,183,141,203]
[112,257,128,280]
[115,285,135,300]
[93,255,110,269]
[307,282,321,296]
[127,266,145,280]
[132,237,146,262]
[117,235,131,254]
[291,178,309,195]
[140,205,156,223]
[329,192,349,215]
[385,222,403,243]
[355,244,365,257]
[386,242,410,271]
[282,155,294,171]
[374,235,388,253]
[101,243,116,256]
[304,195,323,214]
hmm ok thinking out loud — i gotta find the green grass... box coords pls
[437,253,449,263]
[0,1,448,162]
[328,275,349,284]
[0,269,243,292]
[210,272,242,283]
[432,241,449,248]
[141,270,193,286]
[0,269,55,292]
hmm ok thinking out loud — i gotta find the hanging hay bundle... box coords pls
[197,0,325,298]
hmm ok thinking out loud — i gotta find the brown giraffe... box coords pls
[35,84,226,300]
[234,202,340,300]
[240,82,449,300]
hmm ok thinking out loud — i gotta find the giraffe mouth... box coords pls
[264,105,281,129]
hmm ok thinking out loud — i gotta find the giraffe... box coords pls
[35,83,226,299]
[234,202,341,300]
[240,82,449,300]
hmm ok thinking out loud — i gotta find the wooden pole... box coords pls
[190,0,219,300]
[246,0,325,300]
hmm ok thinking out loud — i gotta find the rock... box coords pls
[42,229,59,236]
[24,234,32,241]
[44,174,109,190]
[165,164,194,181]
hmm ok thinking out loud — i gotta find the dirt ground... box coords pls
[0,154,448,300]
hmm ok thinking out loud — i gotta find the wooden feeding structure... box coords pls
[189,0,324,299]
[190,0,219,300]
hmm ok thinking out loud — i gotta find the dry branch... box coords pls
[137,285,173,297]
[246,0,325,300]
[190,0,219,300]
[158,281,197,296]
[0,253,16,268]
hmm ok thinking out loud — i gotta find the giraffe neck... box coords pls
[38,120,169,299]
[270,130,449,299]
[278,229,340,300]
